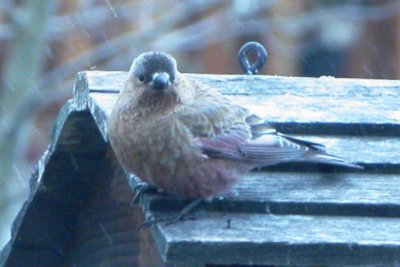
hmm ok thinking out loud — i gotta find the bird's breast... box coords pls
[111,110,201,183]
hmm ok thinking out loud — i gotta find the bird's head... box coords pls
[129,51,177,92]
[125,51,194,113]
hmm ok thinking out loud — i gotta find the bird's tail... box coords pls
[277,133,363,169]
[297,151,364,169]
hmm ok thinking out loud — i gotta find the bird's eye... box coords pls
[137,75,145,83]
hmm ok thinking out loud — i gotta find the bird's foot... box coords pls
[137,198,204,230]
[137,213,189,230]
[130,183,159,206]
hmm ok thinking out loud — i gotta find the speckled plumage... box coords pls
[108,52,361,199]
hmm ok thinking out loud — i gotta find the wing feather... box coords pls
[175,77,360,168]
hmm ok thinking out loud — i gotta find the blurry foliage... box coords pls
[0,0,400,248]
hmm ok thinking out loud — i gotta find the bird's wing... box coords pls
[197,114,363,168]
[245,114,326,149]
[197,116,362,168]
[236,134,320,162]
[198,122,252,160]
[176,78,349,166]
[198,124,320,164]
[177,79,249,137]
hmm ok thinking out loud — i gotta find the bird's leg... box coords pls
[137,198,204,230]
[130,183,159,206]
[174,197,203,222]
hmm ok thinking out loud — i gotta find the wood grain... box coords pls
[3,71,400,267]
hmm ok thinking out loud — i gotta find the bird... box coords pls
[108,51,362,201]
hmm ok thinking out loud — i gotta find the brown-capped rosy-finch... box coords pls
[108,52,361,200]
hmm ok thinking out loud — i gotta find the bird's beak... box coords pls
[150,72,171,91]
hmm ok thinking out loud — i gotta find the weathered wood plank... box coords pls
[153,213,400,266]
[191,74,400,98]
[143,171,400,218]
[82,73,400,138]
[50,100,107,153]
[74,70,400,218]
[237,172,400,205]
[80,71,400,97]
[4,69,400,267]
[89,91,400,127]
[2,113,162,267]
[76,71,400,129]
[87,92,400,167]
[67,70,400,267]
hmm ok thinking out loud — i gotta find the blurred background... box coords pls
[1,0,400,248]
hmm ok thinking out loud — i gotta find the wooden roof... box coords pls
[1,71,400,266]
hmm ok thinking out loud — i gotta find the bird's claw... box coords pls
[130,183,158,206]
[137,198,204,230]
[137,214,184,231]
